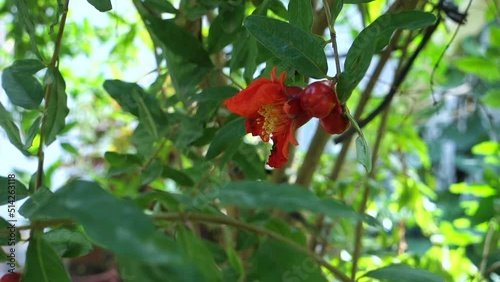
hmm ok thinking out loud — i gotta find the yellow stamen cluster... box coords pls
[258,103,289,141]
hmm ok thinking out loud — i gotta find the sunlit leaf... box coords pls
[356,135,372,172]
[24,116,41,150]
[454,57,500,82]
[481,89,500,107]
[364,264,443,282]
[0,102,30,156]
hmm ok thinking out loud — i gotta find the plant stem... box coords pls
[322,0,342,77]
[153,212,353,282]
[350,106,390,279]
[35,0,70,191]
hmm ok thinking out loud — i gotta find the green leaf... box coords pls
[364,264,444,282]
[0,176,29,205]
[22,234,71,282]
[0,217,20,245]
[132,89,158,139]
[244,15,328,78]
[331,0,344,23]
[43,68,69,145]
[454,57,500,82]
[207,16,241,53]
[118,256,205,282]
[177,227,222,281]
[24,116,41,150]
[0,102,30,156]
[220,2,245,33]
[87,0,112,12]
[42,228,93,258]
[205,117,246,160]
[146,18,212,67]
[481,89,500,107]
[134,190,182,211]
[143,0,177,14]
[337,11,436,102]
[27,180,183,263]
[1,67,44,109]
[141,160,163,186]
[218,181,375,223]
[248,238,327,282]
[103,80,168,126]
[10,59,46,74]
[288,0,313,32]
[229,29,258,81]
[356,135,372,172]
[15,0,44,60]
[162,166,195,186]
[232,143,267,180]
[226,246,244,278]
[19,186,53,218]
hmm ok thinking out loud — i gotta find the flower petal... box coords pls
[224,79,283,118]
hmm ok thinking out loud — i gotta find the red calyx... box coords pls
[320,104,351,134]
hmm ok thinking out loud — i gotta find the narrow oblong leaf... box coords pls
[331,0,344,23]
[103,80,168,126]
[87,0,112,12]
[22,235,71,282]
[24,116,42,150]
[15,0,44,60]
[356,135,372,172]
[146,17,212,67]
[0,102,30,156]
[132,89,158,139]
[288,0,313,32]
[205,117,246,160]
[364,264,444,282]
[244,15,328,78]
[219,181,376,224]
[337,11,436,102]
[43,68,69,145]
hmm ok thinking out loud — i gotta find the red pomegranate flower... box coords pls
[224,67,310,168]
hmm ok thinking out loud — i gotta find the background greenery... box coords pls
[0,0,499,281]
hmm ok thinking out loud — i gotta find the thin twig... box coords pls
[152,212,353,282]
[35,0,70,191]
[322,0,342,77]
[350,106,390,279]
